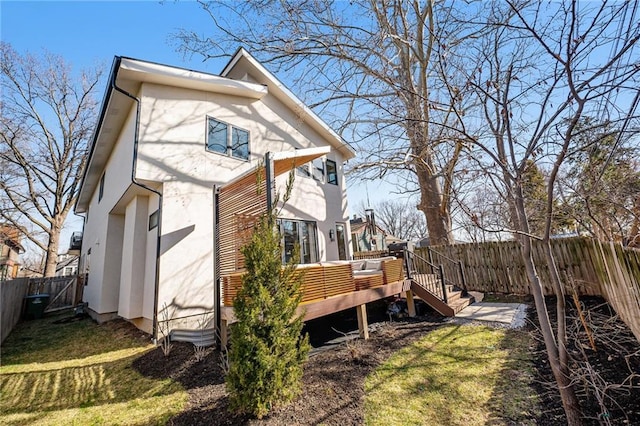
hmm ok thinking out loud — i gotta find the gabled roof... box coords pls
[76,50,355,213]
[350,220,387,236]
[221,48,356,161]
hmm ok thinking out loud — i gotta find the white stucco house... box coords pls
[74,49,356,342]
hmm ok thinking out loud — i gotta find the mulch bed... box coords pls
[528,296,640,425]
[131,297,640,425]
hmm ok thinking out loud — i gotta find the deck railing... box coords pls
[419,246,468,296]
[405,250,448,303]
[222,258,405,307]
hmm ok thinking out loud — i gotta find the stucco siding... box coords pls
[156,180,215,328]
[142,194,159,320]
[81,107,137,314]
[276,155,351,261]
[118,195,148,319]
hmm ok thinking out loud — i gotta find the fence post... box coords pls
[439,265,448,304]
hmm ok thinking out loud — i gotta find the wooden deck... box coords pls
[219,258,410,345]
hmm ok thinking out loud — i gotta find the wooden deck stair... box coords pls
[407,274,475,317]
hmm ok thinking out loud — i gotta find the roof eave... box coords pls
[221,48,356,161]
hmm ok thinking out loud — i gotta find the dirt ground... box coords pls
[131,297,640,425]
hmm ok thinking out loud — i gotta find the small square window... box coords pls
[149,210,159,230]
[98,173,105,201]
[326,160,338,185]
[296,163,310,178]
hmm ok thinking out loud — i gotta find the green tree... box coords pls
[562,119,640,244]
[225,210,310,418]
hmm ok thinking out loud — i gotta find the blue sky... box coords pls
[2,0,389,251]
[1,1,223,72]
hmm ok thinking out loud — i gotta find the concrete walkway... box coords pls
[454,302,528,329]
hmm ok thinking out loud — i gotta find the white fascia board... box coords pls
[221,49,356,160]
[270,146,330,161]
[120,58,268,99]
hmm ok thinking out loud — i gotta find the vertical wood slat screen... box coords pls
[218,170,268,276]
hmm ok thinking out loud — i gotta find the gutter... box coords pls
[110,57,163,344]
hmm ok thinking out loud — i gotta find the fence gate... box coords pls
[27,275,84,313]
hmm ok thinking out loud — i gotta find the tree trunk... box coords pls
[516,195,583,425]
[413,152,452,246]
[43,224,61,277]
[417,171,452,245]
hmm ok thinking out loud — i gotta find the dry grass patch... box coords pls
[364,324,540,426]
[0,312,187,425]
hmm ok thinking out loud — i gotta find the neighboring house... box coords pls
[74,49,356,338]
[415,237,431,248]
[350,217,388,253]
[56,253,79,277]
[0,224,24,281]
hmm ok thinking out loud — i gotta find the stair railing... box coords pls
[404,250,448,304]
[425,246,468,297]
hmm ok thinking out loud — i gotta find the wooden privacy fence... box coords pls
[353,250,388,260]
[424,237,640,341]
[1,275,85,343]
[28,275,85,313]
[1,277,30,343]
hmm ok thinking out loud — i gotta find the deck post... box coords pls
[356,303,369,339]
[405,290,416,317]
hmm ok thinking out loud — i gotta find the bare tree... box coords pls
[454,1,640,423]
[0,43,101,277]
[370,199,427,241]
[176,0,485,245]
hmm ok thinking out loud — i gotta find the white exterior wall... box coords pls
[142,194,159,320]
[134,82,351,328]
[156,180,215,328]
[276,158,352,262]
[82,68,353,331]
[81,107,138,315]
[118,195,148,319]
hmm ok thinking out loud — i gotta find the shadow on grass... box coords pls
[1,311,150,366]
[364,324,539,425]
[483,328,543,426]
[1,351,181,415]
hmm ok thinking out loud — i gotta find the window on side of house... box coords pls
[98,173,105,202]
[149,210,159,230]
[206,117,250,160]
[278,219,319,264]
[326,159,338,185]
[312,157,324,182]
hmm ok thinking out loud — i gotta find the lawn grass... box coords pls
[0,312,188,425]
[364,324,540,426]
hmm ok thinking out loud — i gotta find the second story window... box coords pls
[98,172,105,202]
[326,159,338,185]
[206,117,249,160]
